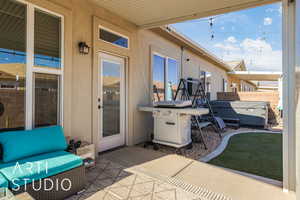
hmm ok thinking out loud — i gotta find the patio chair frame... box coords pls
[13,165,86,200]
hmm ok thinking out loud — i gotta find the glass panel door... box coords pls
[98,53,125,152]
[102,61,121,137]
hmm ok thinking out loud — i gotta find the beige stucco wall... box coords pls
[24,0,229,150]
[182,50,228,100]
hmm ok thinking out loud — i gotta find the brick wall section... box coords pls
[217,91,280,124]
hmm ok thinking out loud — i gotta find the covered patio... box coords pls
[0,0,299,199]
[85,0,298,198]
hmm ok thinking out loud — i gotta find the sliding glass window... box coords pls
[166,58,178,101]
[152,53,179,102]
[152,55,165,102]
[223,79,228,92]
[0,0,27,131]
[34,9,61,69]
[0,0,63,131]
[33,8,62,128]
[34,73,60,128]
[199,70,212,100]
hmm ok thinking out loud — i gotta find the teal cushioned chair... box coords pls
[0,151,82,188]
[0,126,67,163]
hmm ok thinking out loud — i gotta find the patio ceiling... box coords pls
[228,71,282,81]
[90,0,279,28]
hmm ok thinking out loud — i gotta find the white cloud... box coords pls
[215,38,282,72]
[214,43,240,51]
[264,17,273,25]
[265,4,282,16]
[265,8,274,13]
[240,38,272,52]
[226,36,237,43]
[220,26,225,30]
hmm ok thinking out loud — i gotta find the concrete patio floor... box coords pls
[67,147,295,200]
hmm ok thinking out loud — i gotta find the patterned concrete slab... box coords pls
[66,157,202,200]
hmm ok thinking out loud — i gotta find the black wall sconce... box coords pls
[78,42,90,55]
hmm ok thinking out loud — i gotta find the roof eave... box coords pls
[152,26,232,72]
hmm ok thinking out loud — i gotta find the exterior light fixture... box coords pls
[78,42,90,55]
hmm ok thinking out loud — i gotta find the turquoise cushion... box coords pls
[0,173,8,188]
[0,151,82,188]
[0,126,67,162]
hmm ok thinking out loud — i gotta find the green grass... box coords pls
[208,133,282,181]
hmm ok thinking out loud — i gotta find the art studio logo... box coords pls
[11,161,72,192]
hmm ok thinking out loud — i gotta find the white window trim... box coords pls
[223,78,228,92]
[16,0,64,130]
[98,25,130,49]
[199,70,211,93]
[152,52,180,101]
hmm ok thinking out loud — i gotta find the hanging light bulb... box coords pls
[209,18,213,27]
[209,17,215,40]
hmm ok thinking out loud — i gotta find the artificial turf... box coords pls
[208,133,282,181]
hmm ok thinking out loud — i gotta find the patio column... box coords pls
[282,0,300,194]
[294,0,300,197]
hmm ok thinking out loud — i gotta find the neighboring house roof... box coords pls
[227,71,282,81]
[226,60,258,88]
[0,63,25,79]
[153,81,177,90]
[0,63,57,81]
[226,60,247,71]
[103,77,120,87]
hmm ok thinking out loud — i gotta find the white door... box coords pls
[98,53,125,152]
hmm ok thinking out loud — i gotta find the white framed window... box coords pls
[152,52,179,102]
[0,0,64,131]
[223,78,228,92]
[199,70,211,92]
[99,26,129,49]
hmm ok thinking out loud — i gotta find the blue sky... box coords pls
[171,2,282,72]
